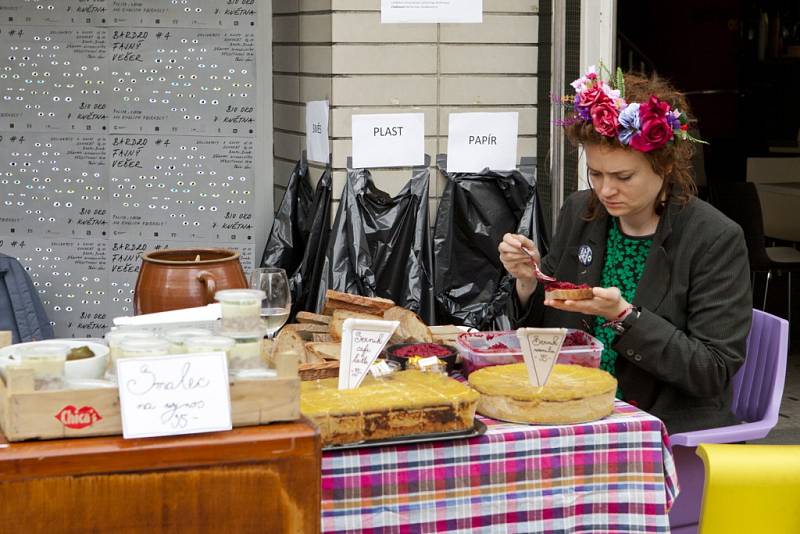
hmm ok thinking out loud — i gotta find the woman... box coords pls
[499,69,752,434]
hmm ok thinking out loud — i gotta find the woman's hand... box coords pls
[499,233,540,303]
[545,286,631,321]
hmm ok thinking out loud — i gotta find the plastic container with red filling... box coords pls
[385,342,458,372]
[456,329,603,376]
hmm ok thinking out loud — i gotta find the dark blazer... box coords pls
[514,190,752,434]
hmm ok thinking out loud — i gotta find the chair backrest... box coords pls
[730,309,788,425]
[697,443,800,534]
[710,182,771,271]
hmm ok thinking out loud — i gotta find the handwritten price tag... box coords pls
[338,318,399,390]
[516,328,567,388]
[117,352,232,439]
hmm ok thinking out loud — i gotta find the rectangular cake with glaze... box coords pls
[300,370,479,446]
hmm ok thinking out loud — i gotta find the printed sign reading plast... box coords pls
[305,100,329,164]
[352,113,425,168]
[447,112,519,173]
[117,352,232,439]
[516,328,567,388]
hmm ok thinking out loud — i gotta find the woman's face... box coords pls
[585,143,665,220]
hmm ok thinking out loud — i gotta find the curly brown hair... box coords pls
[565,72,698,220]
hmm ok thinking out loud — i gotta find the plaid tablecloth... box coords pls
[321,401,679,533]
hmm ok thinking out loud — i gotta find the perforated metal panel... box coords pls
[0,133,107,237]
[0,237,108,337]
[109,29,255,136]
[109,134,253,241]
[0,26,108,132]
[0,1,258,336]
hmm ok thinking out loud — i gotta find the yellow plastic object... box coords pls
[696,443,800,534]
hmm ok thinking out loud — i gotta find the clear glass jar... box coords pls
[184,335,236,363]
[215,289,265,333]
[16,343,70,390]
[164,327,215,354]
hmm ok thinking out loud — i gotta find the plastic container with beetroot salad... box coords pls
[385,342,458,373]
[455,329,603,376]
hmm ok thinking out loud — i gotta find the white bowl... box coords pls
[0,340,109,380]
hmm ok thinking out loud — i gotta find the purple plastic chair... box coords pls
[668,309,789,534]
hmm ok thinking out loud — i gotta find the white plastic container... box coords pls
[184,335,236,364]
[105,330,155,364]
[215,289,265,333]
[228,335,264,371]
[164,327,215,354]
[118,337,170,359]
[16,343,70,390]
[456,329,603,376]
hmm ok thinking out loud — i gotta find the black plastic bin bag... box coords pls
[261,155,332,318]
[433,155,549,330]
[317,159,435,323]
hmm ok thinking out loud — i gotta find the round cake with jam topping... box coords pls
[468,363,616,424]
[544,281,594,300]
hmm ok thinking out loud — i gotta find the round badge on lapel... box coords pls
[578,245,593,266]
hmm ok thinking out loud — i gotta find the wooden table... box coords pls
[0,421,321,534]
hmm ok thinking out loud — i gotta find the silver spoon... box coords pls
[519,245,557,283]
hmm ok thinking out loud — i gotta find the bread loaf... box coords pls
[305,342,342,361]
[383,306,432,343]
[296,311,332,326]
[329,309,384,341]
[324,289,395,316]
[271,328,310,364]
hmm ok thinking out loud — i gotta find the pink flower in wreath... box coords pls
[639,95,671,121]
[630,114,674,151]
[590,101,620,137]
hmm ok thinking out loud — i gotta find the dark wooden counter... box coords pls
[0,420,321,533]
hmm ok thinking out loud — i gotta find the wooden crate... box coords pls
[0,349,301,442]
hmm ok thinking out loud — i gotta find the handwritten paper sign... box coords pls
[306,100,330,164]
[447,112,519,173]
[338,318,399,390]
[117,352,232,439]
[516,328,567,387]
[352,113,425,168]
[381,0,483,23]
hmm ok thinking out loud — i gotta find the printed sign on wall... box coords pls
[351,113,425,168]
[381,0,482,23]
[305,100,330,164]
[447,112,519,173]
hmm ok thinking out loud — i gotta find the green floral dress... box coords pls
[592,219,653,386]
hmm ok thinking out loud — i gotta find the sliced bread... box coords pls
[324,289,395,316]
[329,309,384,341]
[383,306,432,343]
[296,311,332,326]
[305,342,342,361]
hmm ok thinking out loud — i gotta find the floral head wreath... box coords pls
[567,65,706,153]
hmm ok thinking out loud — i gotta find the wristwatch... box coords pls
[609,306,641,336]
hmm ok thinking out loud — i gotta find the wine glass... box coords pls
[249,267,291,339]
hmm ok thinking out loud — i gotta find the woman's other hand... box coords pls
[499,233,540,304]
[545,286,631,321]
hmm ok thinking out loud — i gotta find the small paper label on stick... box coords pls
[516,328,567,387]
[338,319,399,389]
